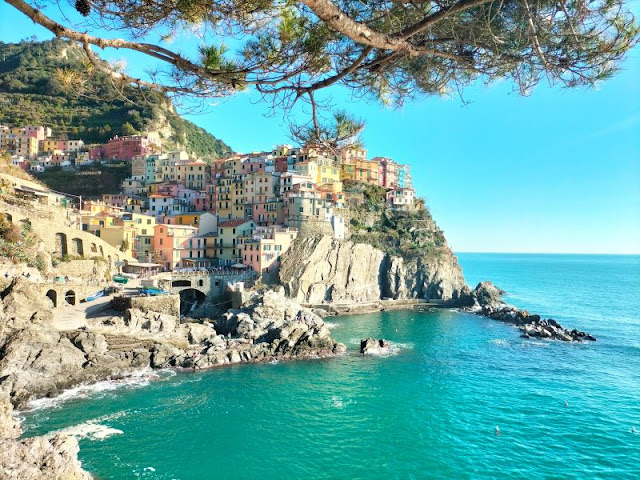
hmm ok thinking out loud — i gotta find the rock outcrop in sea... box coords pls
[360,338,391,355]
[469,282,596,342]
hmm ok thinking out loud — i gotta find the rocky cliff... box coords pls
[279,235,471,305]
[280,183,473,307]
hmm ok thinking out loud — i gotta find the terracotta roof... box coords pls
[218,219,252,228]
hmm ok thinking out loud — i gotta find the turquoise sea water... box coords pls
[21,254,640,479]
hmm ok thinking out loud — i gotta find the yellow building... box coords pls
[96,225,135,257]
[293,160,319,183]
[216,177,233,219]
[340,158,380,185]
[121,212,156,260]
[163,212,203,227]
[215,219,255,263]
[317,164,341,185]
[176,160,206,190]
[80,211,119,233]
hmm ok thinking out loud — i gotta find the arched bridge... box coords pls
[158,271,255,314]
[40,282,97,308]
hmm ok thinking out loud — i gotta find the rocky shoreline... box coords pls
[469,281,596,342]
[0,277,595,479]
[0,279,345,479]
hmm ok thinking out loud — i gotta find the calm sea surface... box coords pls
[21,254,640,479]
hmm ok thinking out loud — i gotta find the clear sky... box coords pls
[1,2,639,254]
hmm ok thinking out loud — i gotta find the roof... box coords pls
[219,219,252,228]
[125,262,162,268]
[163,212,203,218]
[155,224,197,230]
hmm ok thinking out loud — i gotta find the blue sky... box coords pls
[1,3,638,254]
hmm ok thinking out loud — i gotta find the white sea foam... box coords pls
[144,467,156,472]
[490,339,509,346]
[363,341,407,357]
[331,395,355,409]
[324,322,341,329]
[24,368,158,412]
[49,421,123,441]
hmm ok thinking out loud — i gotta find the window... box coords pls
[159,238,163,245]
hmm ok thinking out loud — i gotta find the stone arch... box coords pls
[71,238,84,256]
[179,288,206,315]
[45,289,57,308]
[172,279,191,287]
[65,290,76,306]
[55,232,68,256]
[91,242,97,253]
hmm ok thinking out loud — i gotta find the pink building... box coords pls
[375,157,399,189]
[24,125,51,141]
[242,158,267,175]
[153,224,199,270]
[93,135,151,162]
[242,226,298,274]
[192,192,207,212]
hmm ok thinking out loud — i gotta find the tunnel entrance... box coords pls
[46,289,57,308]
[179,288,206,315]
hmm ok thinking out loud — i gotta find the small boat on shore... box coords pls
[84,290,105,302]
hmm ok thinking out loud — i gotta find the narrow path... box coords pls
[51,295,115,331]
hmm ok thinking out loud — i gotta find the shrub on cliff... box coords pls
[0,215,20,243]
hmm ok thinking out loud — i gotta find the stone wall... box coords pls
[112,295,181,317]
[287,217,335,238]
[54,259,110,280]
[0,198,134,270]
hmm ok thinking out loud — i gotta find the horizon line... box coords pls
[454,251,640,255]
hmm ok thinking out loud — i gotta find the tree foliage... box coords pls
[3,0,638,146]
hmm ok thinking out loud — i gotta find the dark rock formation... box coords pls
[470,282,595,342]
[360,338,391,355]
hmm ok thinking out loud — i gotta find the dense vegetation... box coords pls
[0,39,233,159]
[33,164,132,198]
[346,182,446,259]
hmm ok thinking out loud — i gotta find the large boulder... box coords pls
[473,281,506,308]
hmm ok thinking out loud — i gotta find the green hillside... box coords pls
[0,39,232,159]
